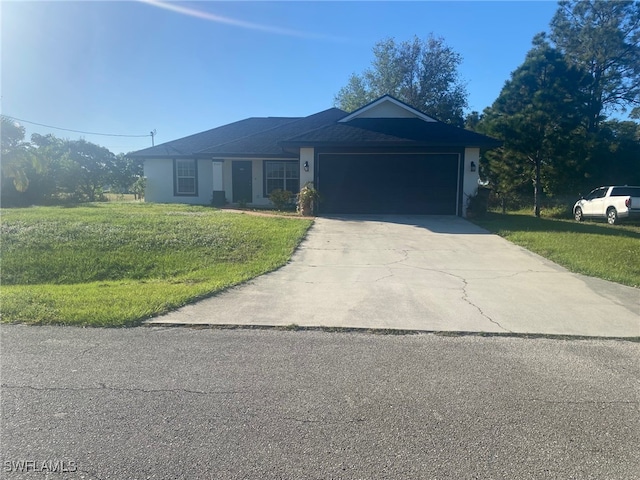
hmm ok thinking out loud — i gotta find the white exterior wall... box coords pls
[143,159,172,203]
[462,148,480,217]
[299,148,314,187]
[212,162,224,191]
[250,159,270,206]
[222,160,233,204]
[143,158,213,205]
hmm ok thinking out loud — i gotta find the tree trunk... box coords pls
[534,153,541,218]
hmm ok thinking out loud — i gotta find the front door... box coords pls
[232,161,252,203]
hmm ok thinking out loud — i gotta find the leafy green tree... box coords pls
[588,120,640,186]
[111,153,143,194]
[480,36,588,216]
[464,111,483,131]
[549,0,640,130]
[30,133,74,202]
[334,35,468,126]
[1,116,39,194]
[4,129,138,205]
[65,139,117,201]
[131,176,146,200]
[30,134,117,202]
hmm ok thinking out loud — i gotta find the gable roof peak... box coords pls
[339,95,437,123]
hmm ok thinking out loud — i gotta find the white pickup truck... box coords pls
[573,186,640,224]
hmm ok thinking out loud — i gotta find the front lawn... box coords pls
[472,213,640,288]
[1,203,312,327]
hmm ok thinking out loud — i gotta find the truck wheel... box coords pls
[574,207,583,222]
[607,207,618,225]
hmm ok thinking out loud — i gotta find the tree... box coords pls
[64,139,117,201]
[111,153,143,194]
[480,36,588,216]
[29,133,76,202]
[30,134,117,202]
[588,120,640,186]
[131,176,146,200]
[464,111,483,131]
[3,128,137,205]
[549,0,640,130]
[1,116,39,193]
[334,35,468,126]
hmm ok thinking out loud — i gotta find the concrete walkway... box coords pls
[147,215,639,337]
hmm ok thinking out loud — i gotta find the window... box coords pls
[174,159,198,196]
[611,187,640,197]
[264,161,299,195]
[585,188,607,200]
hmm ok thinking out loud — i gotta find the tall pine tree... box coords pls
[480,36,588,216]
[550,0,640,130]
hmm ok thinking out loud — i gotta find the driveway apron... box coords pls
[147,215,639,337]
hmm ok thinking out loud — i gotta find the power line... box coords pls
[3,115,152,138]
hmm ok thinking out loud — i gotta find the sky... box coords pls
[2,1,562,154]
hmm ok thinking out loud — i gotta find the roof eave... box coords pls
[127,152,193,159]
[198,152,298,159]
[279,140,502,149]
[129,152,298,160]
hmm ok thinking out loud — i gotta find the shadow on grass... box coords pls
[474,213,640,240]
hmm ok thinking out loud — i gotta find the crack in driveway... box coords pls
[394,259,513,333]
[147,217,639,336]
[458,275,513,333]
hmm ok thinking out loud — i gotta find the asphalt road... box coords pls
[1,325,639,479]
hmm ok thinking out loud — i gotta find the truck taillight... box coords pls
[625,197,631,208]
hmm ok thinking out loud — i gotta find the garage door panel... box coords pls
[318,154,459,214]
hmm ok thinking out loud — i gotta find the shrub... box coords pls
[466,187,490,217]
[268,189,293,210]
[132,176,146,200]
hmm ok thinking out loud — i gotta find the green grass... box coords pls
[472,212,640,288]
[1,203,312,327]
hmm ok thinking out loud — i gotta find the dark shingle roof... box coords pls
[130,104,499,159]
[130,117,299,157]
[280,118,501,148]
[197,108,347,157]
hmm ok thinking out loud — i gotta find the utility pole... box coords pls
[150,129,156,146]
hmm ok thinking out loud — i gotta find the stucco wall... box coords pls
[352,102,422,119]
[299,148,314,187]
[145,149,477,215]
[462,148,480,216]
[143,158,213,205]
[249,159,270,206]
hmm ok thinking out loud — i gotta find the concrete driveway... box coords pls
[148,215,639,337]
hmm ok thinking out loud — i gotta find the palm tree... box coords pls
[1,116,39,192]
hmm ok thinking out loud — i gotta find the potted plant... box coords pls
[296,182,320,216]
